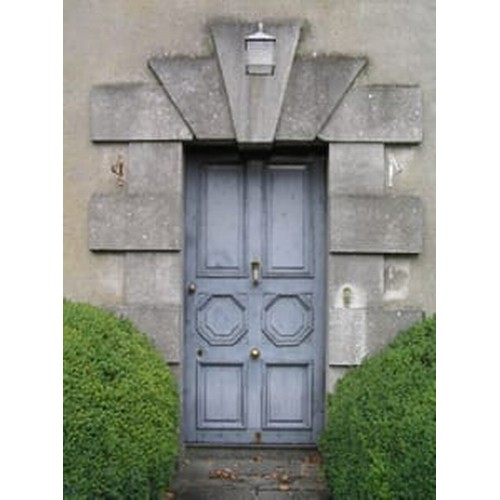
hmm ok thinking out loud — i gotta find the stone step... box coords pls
[169,446,330,499]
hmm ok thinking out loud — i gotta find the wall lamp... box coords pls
[245,22,276,76]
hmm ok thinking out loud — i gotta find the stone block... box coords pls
[89,193,182,251]
[329,195,424,254]
[328,308,423,365]
[365,309,424,355]
[125,253,182,306]
[329,255,384,308]
[276,56,366,141]
[110,304,181,362]
[149,56,235,140]
[127,142,183,195]
[329,143,385,195]
[384,257,411,301]
[326,366,352,393]
[90,83,192,141]
[329,308,368,365]
[211,21,302,144]
[319,85,423,143]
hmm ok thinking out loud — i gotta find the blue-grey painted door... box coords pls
[184,149,326,444]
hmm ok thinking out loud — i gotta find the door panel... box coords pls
[264,165,312,275]
[197,164,247,276]
[263,363,312,429]
[197,362,247,429]
[184,149,326,445]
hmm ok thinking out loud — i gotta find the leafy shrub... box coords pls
[63,301,180,499]
[320,315,436,499]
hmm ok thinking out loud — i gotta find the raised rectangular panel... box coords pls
[197,363,246,429]
[264,165,312,275]
[263,363,312,429]
[197,165,246,275]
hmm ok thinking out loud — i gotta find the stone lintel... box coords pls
[89,193,181,251]
[329,195,424,254]
[320,85,423,143]
[90,83,192,142]
[211,20,302,144]
[148,56,235,140]
[110,304,181,363]
[276,56,367,141]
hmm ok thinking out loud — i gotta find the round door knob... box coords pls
[187,282,196,294]
[250,348,261,359]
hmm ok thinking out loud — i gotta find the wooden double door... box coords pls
[184,148,326,444]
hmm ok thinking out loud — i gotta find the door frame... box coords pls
[182,144,328,445]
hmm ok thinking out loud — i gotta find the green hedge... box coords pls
[320,316,436,499]
[63,301,180,499]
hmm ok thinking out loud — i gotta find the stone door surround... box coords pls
[88,19,424,383]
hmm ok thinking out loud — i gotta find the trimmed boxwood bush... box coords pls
[320,315,436,499]
[63,301,180,499]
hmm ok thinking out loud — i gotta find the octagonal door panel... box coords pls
[184,148,326,445]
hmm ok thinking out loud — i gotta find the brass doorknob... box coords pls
[250,348,261,359]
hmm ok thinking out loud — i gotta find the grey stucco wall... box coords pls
[64,0,435,311]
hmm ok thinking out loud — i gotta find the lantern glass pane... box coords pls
[246,40,275,75]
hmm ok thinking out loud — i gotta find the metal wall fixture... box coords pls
[245,22,276,76]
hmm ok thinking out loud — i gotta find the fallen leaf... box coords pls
[208,468,237,481]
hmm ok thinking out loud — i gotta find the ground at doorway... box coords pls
[166,447,330,499]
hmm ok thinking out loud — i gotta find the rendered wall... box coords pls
[64,1,435,386]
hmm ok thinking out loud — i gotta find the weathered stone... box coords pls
[276,56,366,141]
[329,143,385,195]
[326,366,352,393]
[319,85,423,143]
[329,308,368,365]
[127,142,183,195]
[329,255,384,308]
[89,193,181,251]
[149,56,235,140]
[211,21,302,144]
[329,195,424,254]
[365,309,424,355]
[90,83,192,141]
[384,257,411,301]
[328,308,423,365]
[110,304,181,362]
[125,253,182,306]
